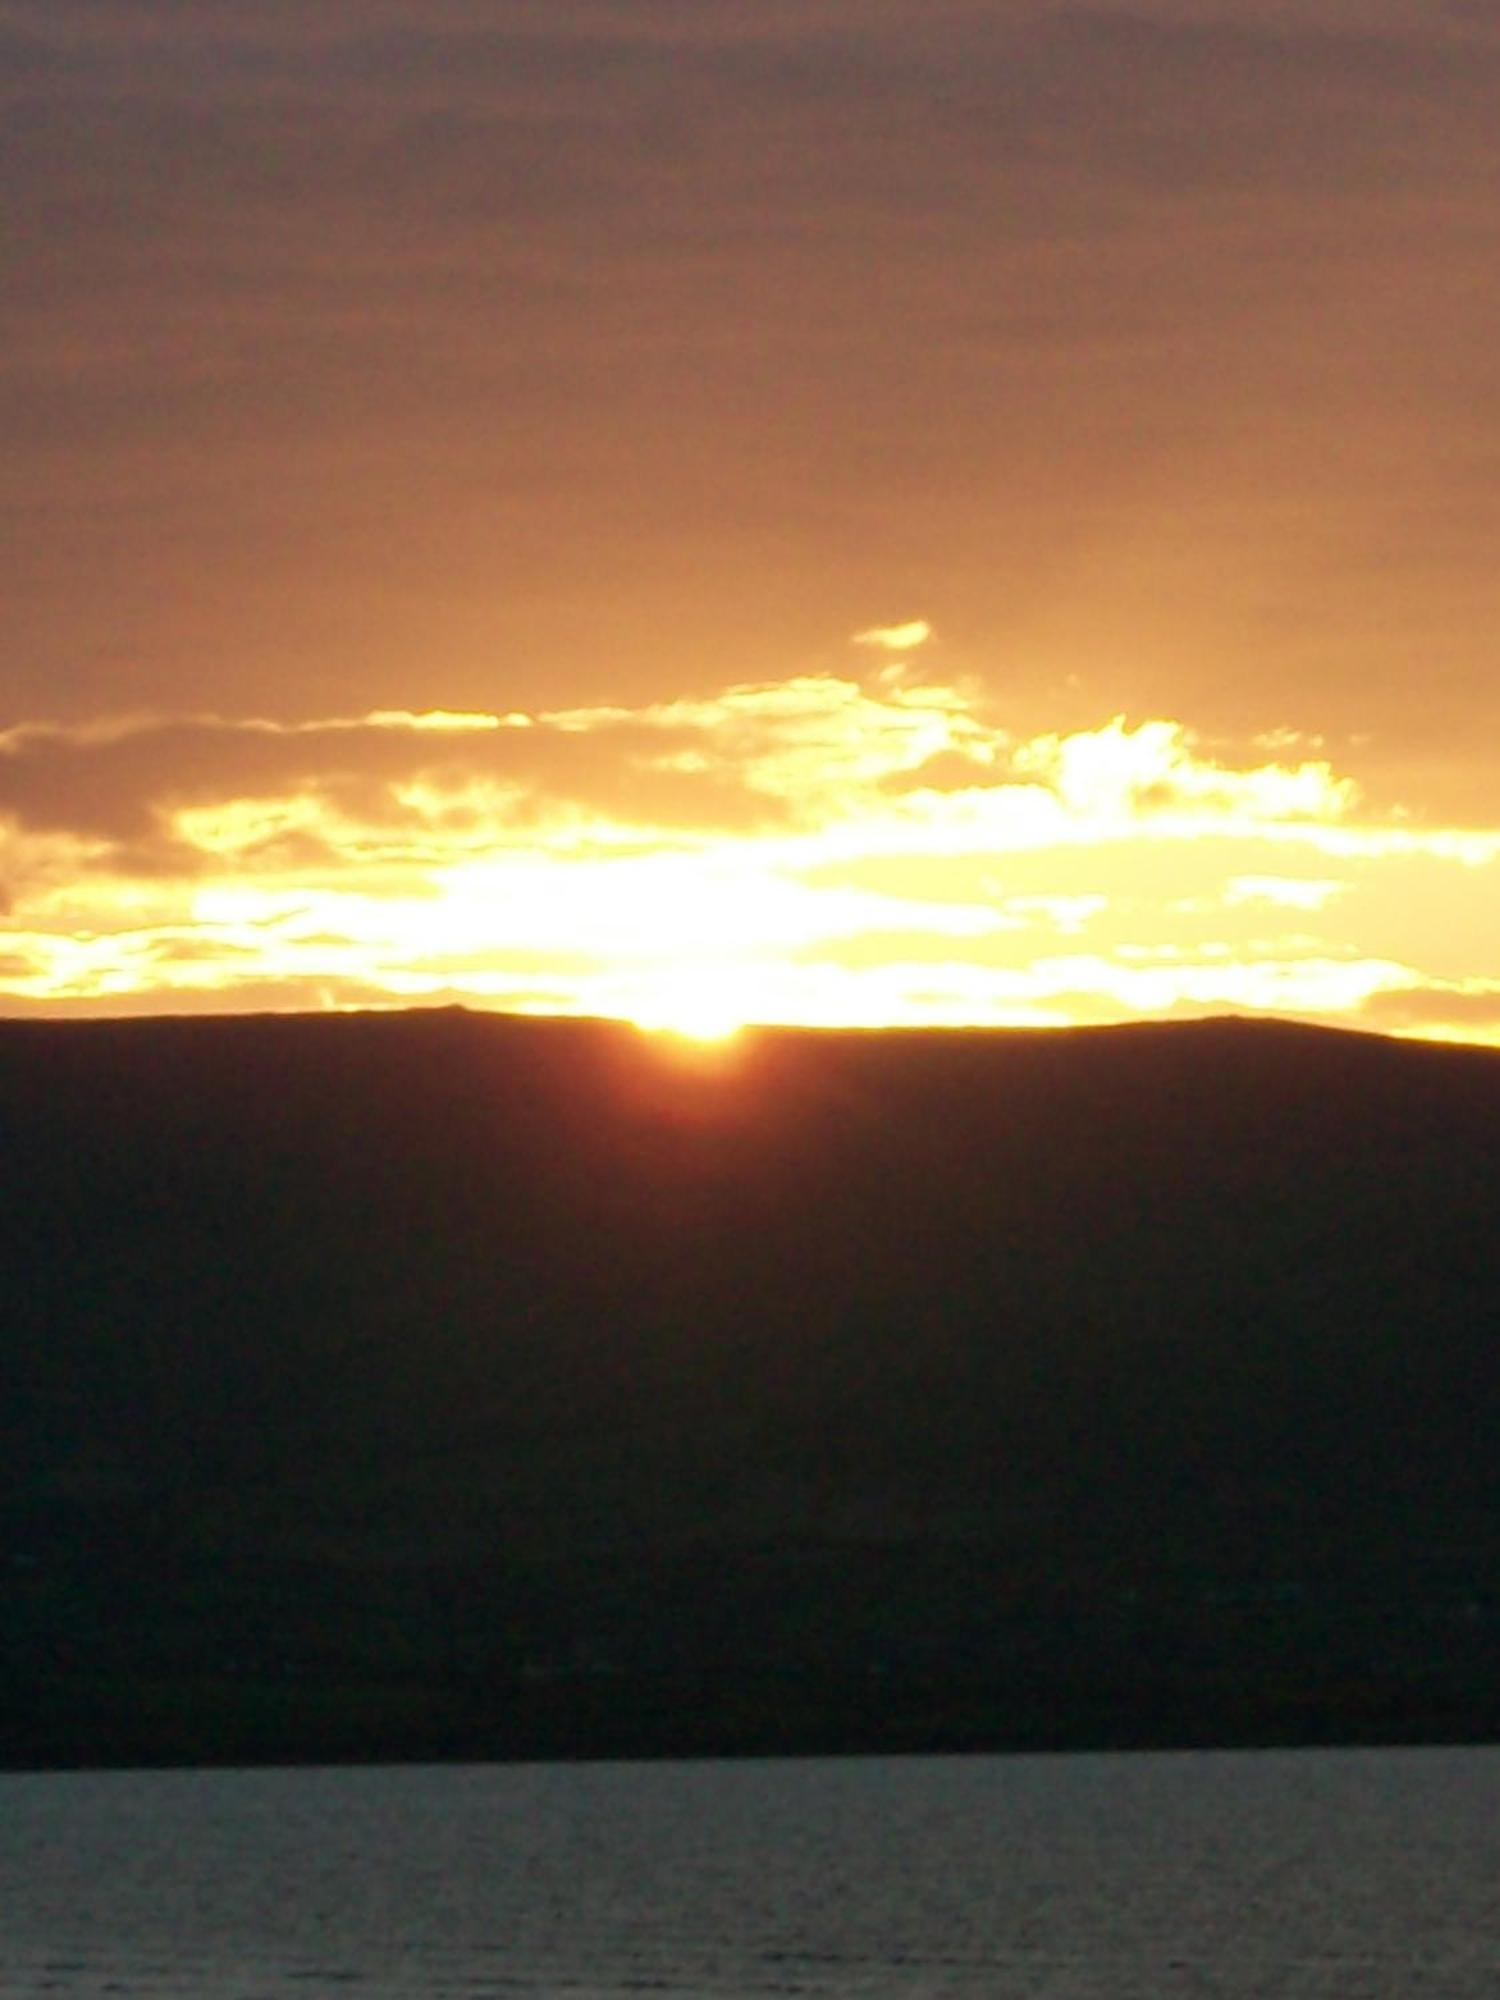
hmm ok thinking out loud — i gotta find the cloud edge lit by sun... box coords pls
[2,660,1499,1046]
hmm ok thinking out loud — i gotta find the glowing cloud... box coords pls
[851,620,934,653]
[2,671,1499,1042]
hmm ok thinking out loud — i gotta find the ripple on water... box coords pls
[2,1749,1500,1999]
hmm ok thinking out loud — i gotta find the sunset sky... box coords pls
[5,0,1500,1039]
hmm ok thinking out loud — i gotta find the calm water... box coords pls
[2,1748,1498,1997]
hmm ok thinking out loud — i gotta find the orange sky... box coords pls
[4,2,1500,1040]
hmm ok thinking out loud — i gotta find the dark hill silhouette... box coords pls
[3,1008,1498,1765]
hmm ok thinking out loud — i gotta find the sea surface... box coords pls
[2,1747,1498,1997]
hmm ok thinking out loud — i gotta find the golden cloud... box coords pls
[851,619,934,653]
[3,672,1499,1039]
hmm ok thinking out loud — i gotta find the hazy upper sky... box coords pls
[5,1,1500,1037]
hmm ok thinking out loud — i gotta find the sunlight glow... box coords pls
[3,676,1500,1044]
[625,970,752,1044]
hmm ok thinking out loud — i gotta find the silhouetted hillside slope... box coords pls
[4,1009,1499,1765]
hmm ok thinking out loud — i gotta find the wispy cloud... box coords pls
[6,0,1500,834]
[852,619,933,653]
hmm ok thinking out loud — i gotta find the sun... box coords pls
[618,966,754,1045]
[628,993,747,1046]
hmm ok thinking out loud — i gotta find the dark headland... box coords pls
[4,1007,1499,1769]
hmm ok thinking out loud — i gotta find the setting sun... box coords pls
[621,968,754,1045]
